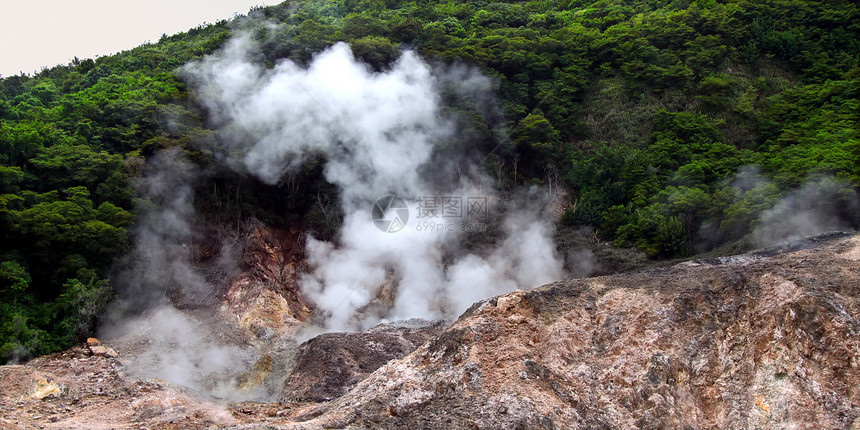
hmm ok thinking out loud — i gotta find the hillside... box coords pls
[1,232,857,428]
[1,0,858,365]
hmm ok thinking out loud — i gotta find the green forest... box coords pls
[1,0,858,361]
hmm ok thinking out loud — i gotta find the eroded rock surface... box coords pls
[226,220,313,339]
[0,346,238,429]
[279,320,444,403]
[298,234,860,429]
[1,234,858,429]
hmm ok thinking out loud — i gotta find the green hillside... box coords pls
[1,0,858,361]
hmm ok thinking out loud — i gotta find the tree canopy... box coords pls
[1,0,858,361]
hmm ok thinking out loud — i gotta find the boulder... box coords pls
[278,320,443,403]
[89,345,118,358]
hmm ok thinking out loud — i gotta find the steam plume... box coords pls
[112,148,209,310]
[183,35,564,330]
[105,148,260,400]
[752,176,860,247]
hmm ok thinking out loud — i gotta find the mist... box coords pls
[702,166,860,250]
[182,34,564,331]
[103,148,262,400]
[110,148,210,312]
[752,176,860,247]
[106,306,258,400]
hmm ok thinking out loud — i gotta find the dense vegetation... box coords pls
[1,0,857,361]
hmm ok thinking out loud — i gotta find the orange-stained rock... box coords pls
[89,345,118,358]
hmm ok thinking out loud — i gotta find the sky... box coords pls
[0,0,269,77]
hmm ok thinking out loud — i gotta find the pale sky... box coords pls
[0,0,269,77]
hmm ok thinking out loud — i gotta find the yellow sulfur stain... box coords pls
[754,393,770,413]
[31,378,62,400]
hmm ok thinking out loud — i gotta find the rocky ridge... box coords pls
[293,233,859,429]
[1,233,858,429]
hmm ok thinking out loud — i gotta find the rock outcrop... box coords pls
[279,320,444,403]
[1,233,858,429]
[226,220,313,339]
[297,234,860,429]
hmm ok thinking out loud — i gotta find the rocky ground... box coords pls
[1,233,858,429]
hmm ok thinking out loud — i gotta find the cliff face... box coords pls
[1,233,858,429]
[225,220,313,337]
[296,233,860,429]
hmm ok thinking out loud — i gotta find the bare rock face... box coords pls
[1,234,858,429]
[218,222,316,400]
[88,345,118,358]
[279,320,444,403]
[225,221,312,344]
[299,235,860,429]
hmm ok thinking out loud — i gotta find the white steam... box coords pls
[184,36,563,331]
[715,166,859,248]
[752,177,859,247]
[107,306,256,400]
[105,148,260,401]
[187,35,443,204]
[112,148,210,309]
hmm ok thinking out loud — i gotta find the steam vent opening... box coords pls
[2,0,859,427]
